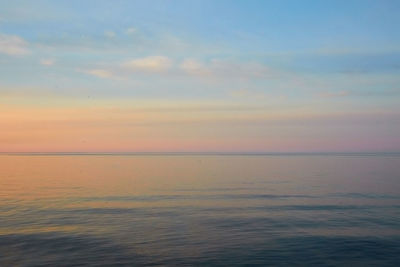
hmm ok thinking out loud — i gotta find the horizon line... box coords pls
[1,151,400,156]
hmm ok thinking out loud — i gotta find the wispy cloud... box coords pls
[0,33,30,56]
[125,27,137,35]
[122,56,173,73]
[40,58,55,66]
[84,56,283,80]
[83,69,114,79]
[179,59,210,76]
[104,30,116,38]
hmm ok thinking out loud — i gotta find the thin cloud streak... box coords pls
[0,33,30,55]
[122,56,173,73]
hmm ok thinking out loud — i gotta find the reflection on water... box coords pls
[1,154,400,266]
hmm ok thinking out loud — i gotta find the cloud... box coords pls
[104,31,116,38]
[40,58,55,66]
[123,56,172,72]
[0,33,30,55]
[180,59,210,76]
[83,69,114,79]
[79,57,291,84]
[125,27,137,35]
[80,56,174,80]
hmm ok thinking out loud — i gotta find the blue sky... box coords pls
[0,0,399,152]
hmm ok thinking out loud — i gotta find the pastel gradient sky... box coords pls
[1,0,400,152]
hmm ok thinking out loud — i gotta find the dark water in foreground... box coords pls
[0,154,399,266]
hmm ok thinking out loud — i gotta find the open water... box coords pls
[0,154,399,266]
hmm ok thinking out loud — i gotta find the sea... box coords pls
[0,153,399,266]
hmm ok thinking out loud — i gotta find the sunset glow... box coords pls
[1,0,399,152]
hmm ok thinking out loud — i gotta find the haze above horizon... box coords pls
[1,0,399,152]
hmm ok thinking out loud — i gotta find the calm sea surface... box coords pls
[0,154,399,266]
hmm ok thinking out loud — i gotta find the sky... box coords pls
[0,0,399,152]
